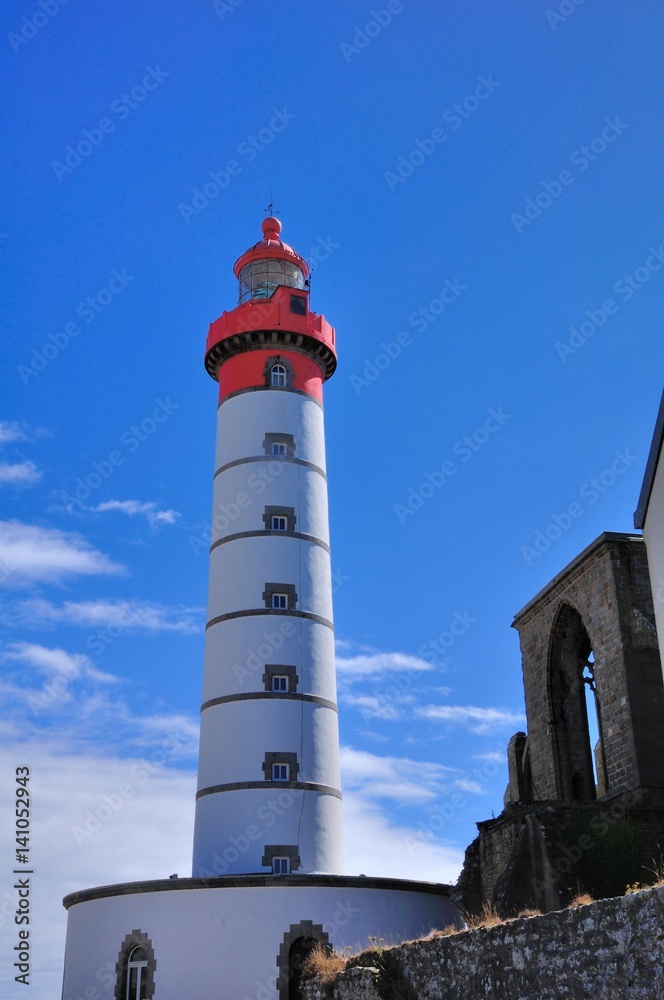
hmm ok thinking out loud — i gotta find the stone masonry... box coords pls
[302,885,664,1000]
[456,532,664,915]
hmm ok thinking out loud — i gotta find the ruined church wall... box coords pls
[303,884,664,1000]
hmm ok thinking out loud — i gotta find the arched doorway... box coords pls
[277,921,331,1000]
[287,936,317,1000]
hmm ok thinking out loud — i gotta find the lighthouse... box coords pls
[61,215,460,1000]
[193,215,344,878]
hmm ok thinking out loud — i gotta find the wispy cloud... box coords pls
[91,499,180,528]
[340,693,408,720]
[336,649,433,678]
[0,520,123,586]
[4,641,115,683]
[15,597,202,634]
[416,704,526,734]
[342,792,464,882]
[341,746,454,803]
[0,421,28,445]
[0,459,42,485]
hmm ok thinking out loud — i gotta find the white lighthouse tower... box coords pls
[60,216,460,1000]
[193,215,344,878]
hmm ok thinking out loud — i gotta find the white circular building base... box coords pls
[62,874,461,1000]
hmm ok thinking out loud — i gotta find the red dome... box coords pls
[233,217,309,279]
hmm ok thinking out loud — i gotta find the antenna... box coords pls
[264,189,279,217]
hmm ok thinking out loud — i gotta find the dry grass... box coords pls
[300,943,348,985]
[464,902,505,929]
[515,907,543,919]
[568,892,594,908]
[428,923,462,939]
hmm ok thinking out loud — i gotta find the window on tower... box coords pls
[263,506,297,532]
[262,844,301,873]
[263,433,295,459]
[262,664,298,693]
[262,751,299,782]
[262,583,297,611]
[290,293,307,315]
[263,355,293,389]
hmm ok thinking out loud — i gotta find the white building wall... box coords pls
[61,881,461,1000]
[200,618,337,702]
[643,451,664,660]
[214,392,326,471]
[193,383,342,878]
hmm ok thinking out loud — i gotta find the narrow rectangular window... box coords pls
[272,593,287,610]
[271,442,287,457]
[272,675,288,693]
[272,763,289,781]
[272,856,290,874]
[271,515,287,531]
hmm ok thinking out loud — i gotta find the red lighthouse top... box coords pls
[204,216,337,402]
[233,217,309,281]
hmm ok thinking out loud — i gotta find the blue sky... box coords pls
[2,1,664,995]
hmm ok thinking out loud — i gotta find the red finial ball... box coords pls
[261,216,282,241]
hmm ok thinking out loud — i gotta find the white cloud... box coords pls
[341,746,454,804]
[336,650,433,678]
[15,597,202,634]
[0,460,41,485]
[5,641,90,676]
[0,738,196,1000]
[0,520,123,586]
[340,693,403,720]
[342,793,464,883]
[4,641,116,684]
[0,421,27,445]
[92,499,180,528]
[416,704,526,734]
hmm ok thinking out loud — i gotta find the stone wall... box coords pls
[302,885,664,999]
